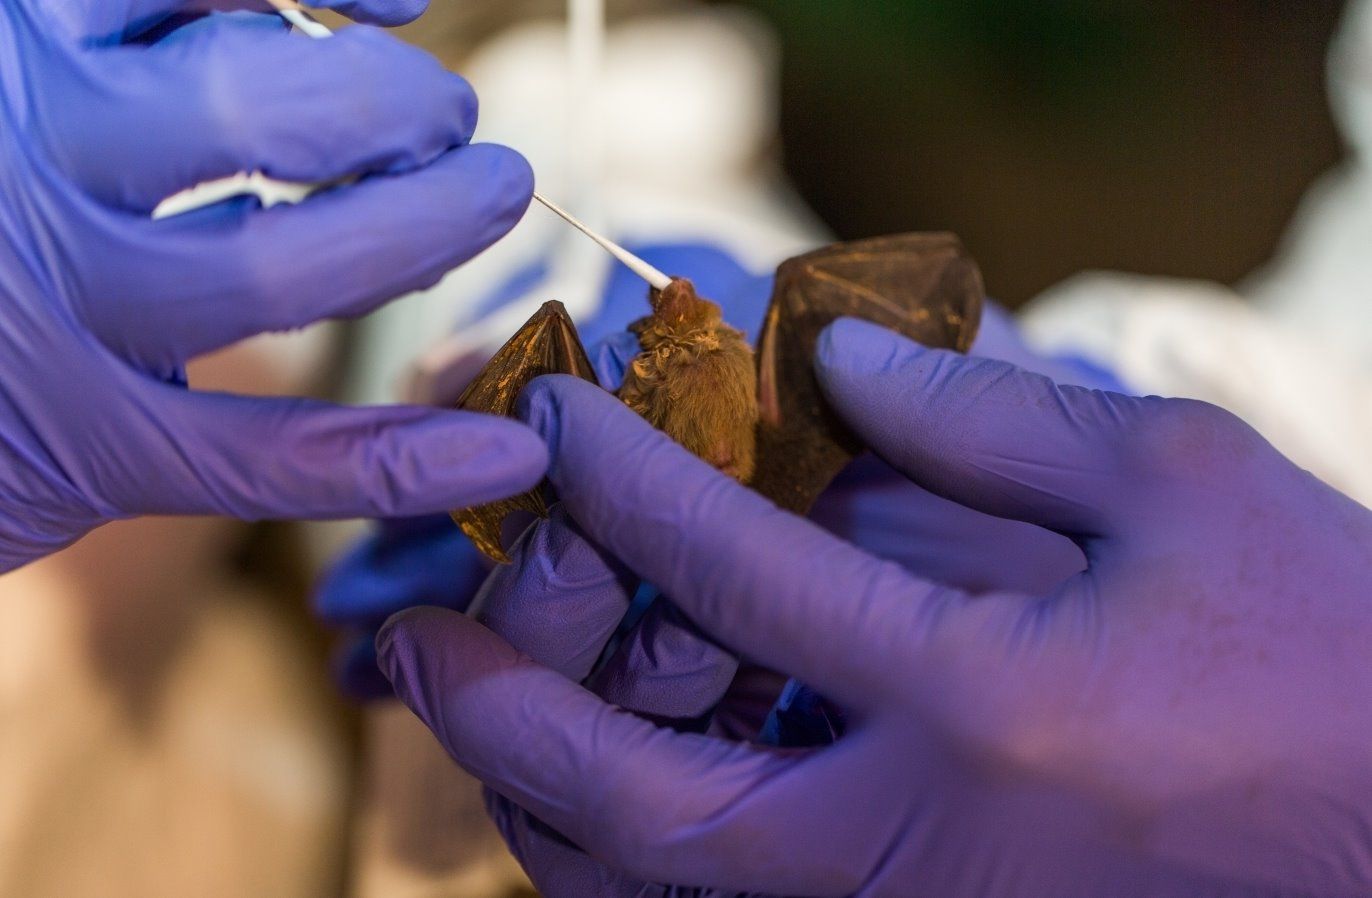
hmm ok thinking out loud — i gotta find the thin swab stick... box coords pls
[263,0,334,38]
[531,192,671,290]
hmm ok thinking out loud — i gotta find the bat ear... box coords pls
[815,318,1151,542]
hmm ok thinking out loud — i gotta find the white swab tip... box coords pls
[532,192,672,290]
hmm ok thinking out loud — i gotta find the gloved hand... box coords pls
[378,319,1372,896]
[0,1,543,571]
[316,242,783,699]
[317,241,1125,697]
[561,241,1127,596]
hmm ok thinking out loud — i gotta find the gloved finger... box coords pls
[86,142,532,371]
[472,504,744,729]
[815,317,1155,541]
[468,505,637,681]
[584,599,740,729]
[516,376,989,709]
[38,24,474,212]
[104,383,547,521]
[332,632,395,700]
[303,0,429,27]
[379,606,901,895]
[53,0,423,43]
[810,454,1086,596]
[315,515,488,628]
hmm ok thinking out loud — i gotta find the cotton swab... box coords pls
[262,0,334,38]
[527,193,671,290]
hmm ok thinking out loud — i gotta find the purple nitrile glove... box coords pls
[0,2,544,571]
[378,318,1372,896]
[584,248,1128,593]
[318,242,1124,699]
[316,513,494,700]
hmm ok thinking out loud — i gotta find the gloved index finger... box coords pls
[378,607,883,894]
[45,1,271,43]
[516,375,973,711]
[814,317,1145,542]
[90,141,532,371]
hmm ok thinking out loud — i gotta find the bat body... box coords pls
[453,233,984,562]
[619,279,758,482]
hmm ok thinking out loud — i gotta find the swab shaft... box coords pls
[532,193,672,290]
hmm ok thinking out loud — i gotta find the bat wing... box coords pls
[748,233,984,513]
[451,300,599,563]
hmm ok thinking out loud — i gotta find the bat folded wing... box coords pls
[450,301,600,563]
[749,233,983,514]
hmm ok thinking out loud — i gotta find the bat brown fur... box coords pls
[618,279,758,481]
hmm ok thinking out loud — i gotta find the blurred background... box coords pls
[748,0,1345,305]
[0,2,1359,898]
[397,0,1347,307]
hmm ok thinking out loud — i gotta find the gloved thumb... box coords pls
[815,317,1156,541]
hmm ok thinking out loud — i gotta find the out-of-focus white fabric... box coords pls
[1242,0,1372,369]
[1021,0,1372,509]
[1022,274,1372,507]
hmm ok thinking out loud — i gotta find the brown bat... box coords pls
[451,233,984,562]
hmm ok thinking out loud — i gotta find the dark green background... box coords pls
[735,0,1345,304]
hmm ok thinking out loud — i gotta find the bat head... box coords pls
[620,279,759,481]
